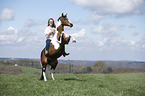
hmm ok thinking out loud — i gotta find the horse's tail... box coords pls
[40,60,42,68]
[40,48,44,68]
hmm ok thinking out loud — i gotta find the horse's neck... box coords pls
[57,25,64,32]
[57,25,64,41]
[56,20,64,37]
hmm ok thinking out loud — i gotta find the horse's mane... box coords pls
[56,19,61,28]
[57,17,61,21]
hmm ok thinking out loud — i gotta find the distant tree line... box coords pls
[0,59,41,69]
[0,60,145,74]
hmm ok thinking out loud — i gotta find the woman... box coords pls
[45,18,56,56]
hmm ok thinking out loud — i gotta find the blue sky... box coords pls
[0,0,145,61]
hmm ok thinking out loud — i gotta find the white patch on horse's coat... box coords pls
[50,31,60,49]
[56,20,61,28]
[51,73,55,80]
[43,71,47,81]
[48,69,55,80]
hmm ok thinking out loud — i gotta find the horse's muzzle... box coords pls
[69,23,73,27]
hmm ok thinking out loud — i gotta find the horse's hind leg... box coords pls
[50,70,55,80]
[46,65,52,79]
[43,67,47,81]
[40,67,48,81]
[41,63,47,81]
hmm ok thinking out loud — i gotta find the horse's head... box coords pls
[58,13,73,27]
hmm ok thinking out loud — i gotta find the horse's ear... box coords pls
[62,13,64,17]
[65,14,67,17]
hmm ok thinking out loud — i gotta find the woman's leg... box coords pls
[45,39,51,55]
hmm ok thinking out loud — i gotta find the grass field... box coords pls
[0,72,145,96]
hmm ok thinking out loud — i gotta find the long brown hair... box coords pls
[48,18,56,28]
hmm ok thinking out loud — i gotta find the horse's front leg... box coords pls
[49,69,55,80]
[46,65,51,80]
[49,60,58,80]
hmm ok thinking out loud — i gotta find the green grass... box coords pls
[0,73,145,96]
[21,67,41,74]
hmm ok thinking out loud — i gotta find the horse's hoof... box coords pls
[44,79,47,81]
[63,53,70,57]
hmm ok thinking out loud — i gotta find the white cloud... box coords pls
[16,37,24,43]
[0,25,44,50]
[138,35,145,49]
[92,23,124,34]
[98,41,104,46]
[0,8,14,21]
[70,23,134,51]
[0,18,45,50]
[90,23,144,51]
[142,45,145,48]
[0,26,26,45]
[16,19,45,48]
[93,25,104,33]
[72,0,145,16]
[0,35,8,41]
[7,26,18,34]
[71,28,86,38]
[89,13,105,23]
[130,40,136,46]
[70,28,86,42]
[0,26,18,44]
[0,26,19,44]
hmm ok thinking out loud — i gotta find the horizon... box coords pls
[0,57,145,62]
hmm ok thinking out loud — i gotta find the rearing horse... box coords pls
[40,13,73,81]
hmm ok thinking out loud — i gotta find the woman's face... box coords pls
[49,20,53,27]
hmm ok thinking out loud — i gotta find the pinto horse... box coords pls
[40,13,73,81]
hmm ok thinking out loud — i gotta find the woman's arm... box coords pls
[45,27,55,39]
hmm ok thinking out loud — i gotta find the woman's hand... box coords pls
[51,29,55,33]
